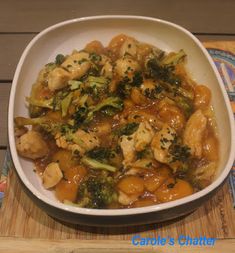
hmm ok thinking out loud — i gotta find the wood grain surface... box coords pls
[0,0,235,34]
[0,150,6,176]
[0,169,235,239]
[0,83,11,148]
[0,237,234,253]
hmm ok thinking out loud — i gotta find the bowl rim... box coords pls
[8,15,235,216]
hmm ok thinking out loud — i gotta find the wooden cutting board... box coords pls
[0,41,235,252]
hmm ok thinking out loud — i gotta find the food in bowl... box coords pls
[14,34,219,209]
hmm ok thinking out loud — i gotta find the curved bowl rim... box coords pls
[8,15,235,217]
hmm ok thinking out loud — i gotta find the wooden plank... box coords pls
[0,83,11,147]
[1,169,235,239]
[196,35,235,42]
[0,150,6,176]
[1,34,235,81]
[0,0,234,34]
[0,34,35,80]
[0,237,234,253]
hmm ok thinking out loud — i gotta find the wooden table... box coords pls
[0,1,235,252]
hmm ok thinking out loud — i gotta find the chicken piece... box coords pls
[48,67,70,91]
[183,110,207,158]
[101,60,113,79]
[118,191,139,206]
[14,126,27,138]
[193,161,217,188]
[61,52,91,79]
[119,37,138,58]
[43,162,63,189]
[119,135,136,167]
[16,130,49,159]
[98,54,110,65]
[84,40,104,55]
[151,124,176,163]
[119,121,155,167]
[115,57,140,81]
[134,121,154,151]
[55,133,85,154]
[75,129,100,151]
[55,129,100,155]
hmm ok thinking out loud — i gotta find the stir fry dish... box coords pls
[14,34,219,209]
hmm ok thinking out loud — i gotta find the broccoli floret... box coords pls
[147,59,181,86]
[115,122,139,136]
[116,80,132,98]
[77,175,117,208]
[143,85,163,99]
[116,72,143,98]
[14,116,71,136]
[68,80,82,90]
[86,147,112,162]
[86,76,109,88]
[55,54,65,65]
[81,156,117,172]
[29,105,45,118]
[174,96,194,118]
[161,49,186,65]
[26,97,55,110]
[61,93,73,117]
[14,116,48,127]
[27,90,71,113]
[84,76,109,99]
[169,144,191,163]
[85,97,124,122]
[132,71,143,87]
[73,106,88,127]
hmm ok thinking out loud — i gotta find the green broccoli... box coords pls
[68,80,82,90]
[26,97,55,110]
[85,97,124,122]
[14,116,71,136]
[161,49,186,65]
[77,175,117,208]
[14,116,48,127]
[115,122,139,136]
[81,156,117,172]
[116,72,143,98]
[55,54,65,65]
[86,147,112,162]
[147,59,181,86]
[61,93,73,117]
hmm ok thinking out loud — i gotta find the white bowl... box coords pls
[8,15,235,226]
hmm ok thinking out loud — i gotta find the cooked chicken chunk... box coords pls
[183,110,207,158]
[16,130,49,159]
[134,121,154,151]
[119,135,136,167]
[61,52,91,79]
[115,57,140,81]
[119,37,138,58]
[118,190,139,206]
[120,122,155,167]
[75,129,100,151]
[151,124,176,163]
[48,67,70,91]
[101,60,113,79]
[55,129,100,155]
[43,162,63,189]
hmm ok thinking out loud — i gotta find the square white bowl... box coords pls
[8,15,235,225]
